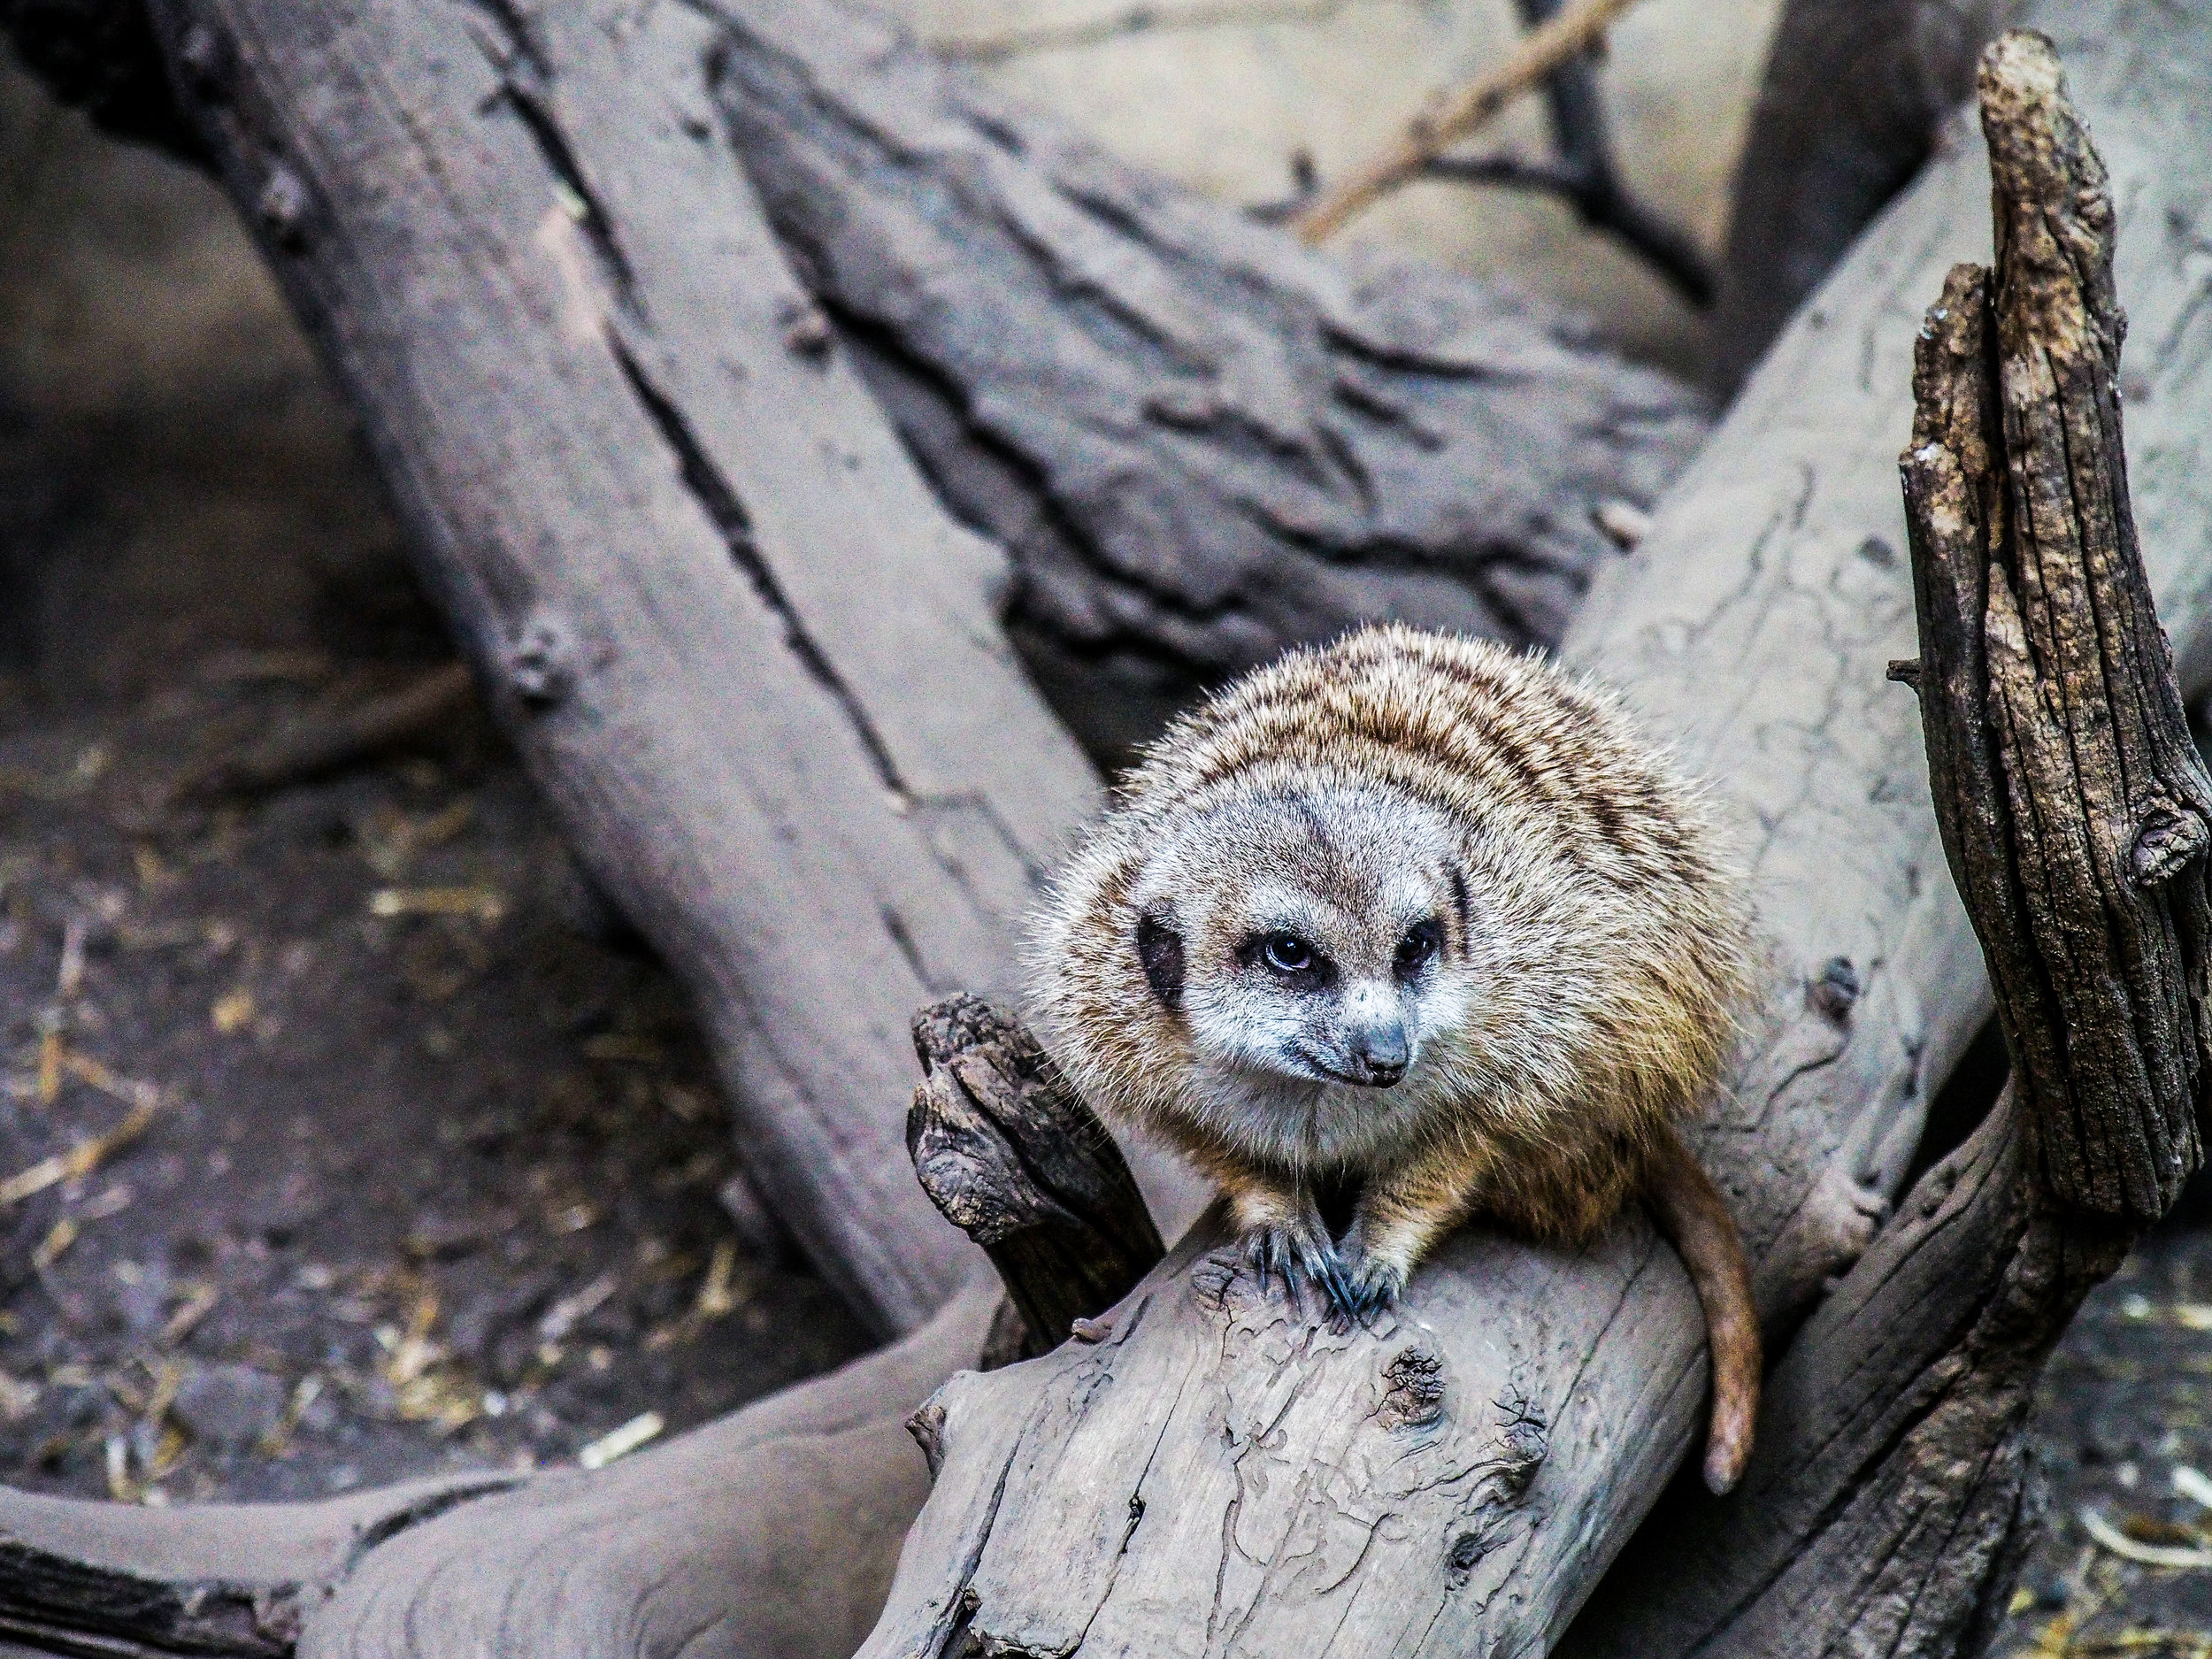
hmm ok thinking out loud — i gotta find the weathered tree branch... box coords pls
[1462,0,1716,309]
[0,1280,998,1659]
[907,995,1164,1366]
[119,0,1127,1340]
[856,7,2212,1654]
[710,0,1708,760]
[1288,0,1643,243]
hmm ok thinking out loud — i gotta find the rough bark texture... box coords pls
[0,0,1715,769]
[1565,36,2212,1655]
[709,0,1711,760]
[8,3,2212,1657]
[1711,0,2017,393]
[907,995,1164,1367]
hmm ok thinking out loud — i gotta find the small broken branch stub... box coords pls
[907,995,1164,1363]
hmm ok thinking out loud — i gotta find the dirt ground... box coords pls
[0,663,872,1505]
[10,35,2212,1657]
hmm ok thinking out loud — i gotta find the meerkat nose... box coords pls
[1351,1018,1409,1085]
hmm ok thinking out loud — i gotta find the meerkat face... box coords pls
[1118,783,1479,1162]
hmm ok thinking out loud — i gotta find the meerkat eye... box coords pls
[1236,931,1333,987]
[1394,918,1444,980]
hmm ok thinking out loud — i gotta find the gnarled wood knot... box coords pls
[506,610,576,707]
[1808,956,1862,1020]
[1378,1344,1446,1431]
[2131,803,2208,888]
[907,1396,949,1479]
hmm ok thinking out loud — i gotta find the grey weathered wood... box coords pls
[907,995,1164,1365]
[0,1281,996,1659]
[134,0,1110,1339]
[10,3,2212,1656]
[860,1211,1673,1659]
[708,0,1712,758]
[1710,0,2016,391]
[1582,0,2212,1324]
[0,1470,515,1656]
[297,1280,995,1659]
[1567,38,2212,1655]
[0,0,1717,768]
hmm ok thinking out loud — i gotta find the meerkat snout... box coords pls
[1334,980,1411,1086]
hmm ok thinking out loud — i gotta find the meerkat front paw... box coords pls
[1240,1216,1349,1315]
[1331,1244,1409,1328]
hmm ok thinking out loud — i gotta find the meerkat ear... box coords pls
[1134,910,1185,1010]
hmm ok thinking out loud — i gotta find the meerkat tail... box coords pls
[1643,1123,1761,1495]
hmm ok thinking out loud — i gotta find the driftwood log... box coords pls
[710,0,1709,760]
[0,0,1722,1321]
[1567,32,2212,1655]
[6,4,2212,1659]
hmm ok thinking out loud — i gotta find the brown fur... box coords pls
[1027,624,1761,1483]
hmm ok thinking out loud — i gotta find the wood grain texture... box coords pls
[1709,0,2018,392]
[298,1280,996,1659]
[134,0,1104,1338]
[708,0,1710,759]
[1566,29,2212,1657]
[907,995,1164,1365]
[0,1282,992,1659]
[866,8,2212,1655]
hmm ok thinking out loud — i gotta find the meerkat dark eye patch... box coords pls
[1135,911,1185,1010]
[1394,918,1445,980]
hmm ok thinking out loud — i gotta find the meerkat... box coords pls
[1026,622,1762,1493]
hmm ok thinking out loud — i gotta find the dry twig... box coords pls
[172,661,474,803]
[1291,0,1644,242]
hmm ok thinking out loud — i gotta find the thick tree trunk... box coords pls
[7,3,2212,1657]
[120,0,1126,1339]
[854,8,2212,1655]
[1709,0,2016,392]
[1568,38,2212,1654]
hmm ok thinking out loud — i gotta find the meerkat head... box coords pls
[1130,783,1468,1094]
[1033,776,1496,1171]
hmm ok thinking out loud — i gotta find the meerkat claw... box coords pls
[1328,1251,1405,1330]
[1242,1221,1344,1317]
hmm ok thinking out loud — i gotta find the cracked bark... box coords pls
[1564,29,2212,1657]
[700,0,1713,762]
[905,995,1165,1367]
[116,0,1138,1342]
[854,10,2212,1657]
[1,0,1712,768]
